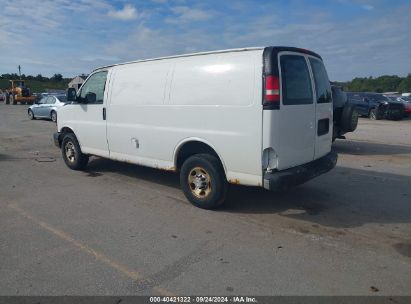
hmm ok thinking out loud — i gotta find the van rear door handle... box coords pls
[317,118,329,136]
[103,107,106,120]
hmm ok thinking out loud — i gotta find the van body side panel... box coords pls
[106,60,174,167]
[106,50,263,186]
[168,50,263,185]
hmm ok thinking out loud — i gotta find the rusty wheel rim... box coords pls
[188,167,212,199]
[65,141,76,163]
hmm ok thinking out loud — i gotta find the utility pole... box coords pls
[18,65,21,79]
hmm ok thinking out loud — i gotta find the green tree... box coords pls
[51,73,63,82]
[35,74,45,81]
[397,74,411,93]
[346,75,406,92]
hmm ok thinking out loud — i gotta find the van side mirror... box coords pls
[67,88,77,102]
[85,92,96,103]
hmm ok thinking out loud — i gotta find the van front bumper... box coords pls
[263,151,338,191]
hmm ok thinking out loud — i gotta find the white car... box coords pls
[54,46,337,209]
[28,94,68,122]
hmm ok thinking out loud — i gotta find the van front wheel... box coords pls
[180,154,227,209]
[61,133,89,170]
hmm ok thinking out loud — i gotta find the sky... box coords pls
[0,0,410,81]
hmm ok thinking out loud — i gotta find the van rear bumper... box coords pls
[263,151,338,191]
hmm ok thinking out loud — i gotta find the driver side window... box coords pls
[79,71,108,104]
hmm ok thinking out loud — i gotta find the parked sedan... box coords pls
[396,96,411,116]
[347,92,404,120]
[28,95,68,122]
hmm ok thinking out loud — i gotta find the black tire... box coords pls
[180,153,227,209]
[28,109,35,120]
[61,133,89,170]
[340,104,358,132]
[369,108,381,120]
[51,111,57,123]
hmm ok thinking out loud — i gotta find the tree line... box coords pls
[334,74,411,93]
[0,73,68,82]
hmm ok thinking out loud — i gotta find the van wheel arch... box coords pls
[58,127,75,148]
[175,141,226,174]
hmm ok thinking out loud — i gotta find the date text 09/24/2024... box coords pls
[149,296,257,303]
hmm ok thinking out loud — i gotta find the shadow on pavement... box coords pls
[223,166,411,228]
[87,157,180,189]
[87,158,411,231]
[333,140,411,156]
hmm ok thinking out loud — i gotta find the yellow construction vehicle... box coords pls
[6,80,36,105]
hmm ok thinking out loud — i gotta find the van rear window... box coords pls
[280,55,313,105]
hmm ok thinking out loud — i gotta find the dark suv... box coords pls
[332,86,358,141]
[347,92,404,120]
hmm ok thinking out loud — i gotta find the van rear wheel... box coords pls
[61,133,89,170]
[180,154,227,209]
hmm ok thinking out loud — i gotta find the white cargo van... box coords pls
[54,46,337,209]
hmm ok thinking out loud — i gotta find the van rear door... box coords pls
[308,56,333,160]
[262,48,332,171]
[267,52,316,170]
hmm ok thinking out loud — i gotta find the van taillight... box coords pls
[264,75,280,103]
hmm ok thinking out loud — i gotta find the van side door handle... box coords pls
[103,107,106,120]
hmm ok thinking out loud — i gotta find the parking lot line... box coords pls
[7,204,174,296]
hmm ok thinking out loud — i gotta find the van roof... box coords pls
[94,46,321,72]
[94,47,264,72]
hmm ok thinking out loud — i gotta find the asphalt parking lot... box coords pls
[0,103,410,296]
